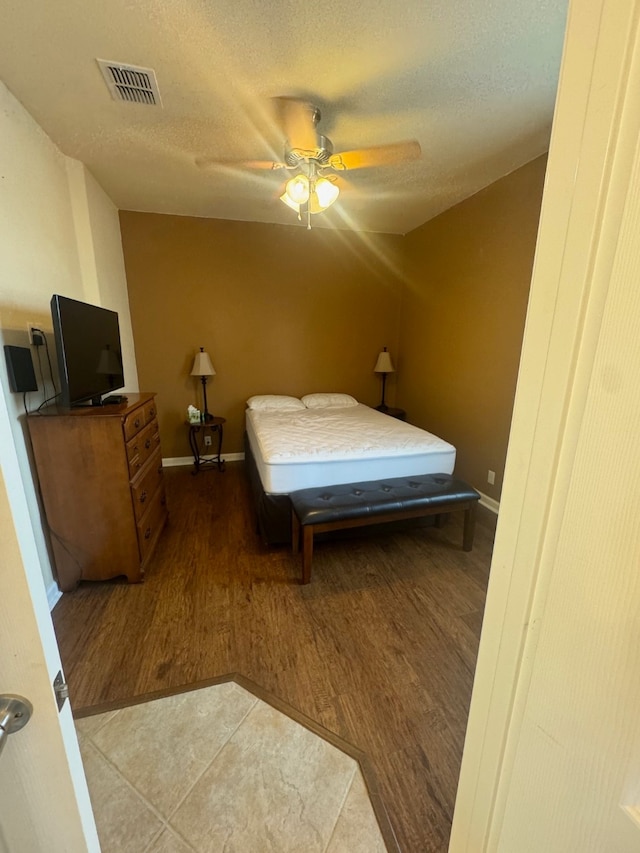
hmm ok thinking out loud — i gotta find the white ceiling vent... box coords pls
[96,59,162,106]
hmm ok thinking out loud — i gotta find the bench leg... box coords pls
[292,511,300,554]
[302,525,314,584]
[435,512,448,528]
[463,503,477,551]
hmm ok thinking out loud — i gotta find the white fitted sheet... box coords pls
[246,404,456,494]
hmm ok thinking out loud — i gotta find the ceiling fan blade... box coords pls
[272,97,318,151]
[195,157,289,171]
[329,140,421,171]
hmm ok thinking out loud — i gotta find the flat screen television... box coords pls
[50,294,125,407]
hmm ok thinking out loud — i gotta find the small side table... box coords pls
[375,406,407,421]
[187,418,226,474]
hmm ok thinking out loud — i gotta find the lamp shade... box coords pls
[190,348,215,377]
[374,348,395,374]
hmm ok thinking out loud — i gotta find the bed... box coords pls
[245,393,456,544]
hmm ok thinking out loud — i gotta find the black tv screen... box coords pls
[51,294,125,407]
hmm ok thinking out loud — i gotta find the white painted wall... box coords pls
[0,79,139,598]
[83,167,139,393]
[66,159,139,395]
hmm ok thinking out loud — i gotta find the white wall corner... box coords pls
[65,159,101,305]
[64,158,139,393]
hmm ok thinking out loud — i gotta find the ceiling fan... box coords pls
[196,97,421,228]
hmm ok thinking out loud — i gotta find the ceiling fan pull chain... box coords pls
[307,164,315,229]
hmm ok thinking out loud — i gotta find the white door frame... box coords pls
[450,0,640,847]
[0,379,99,851]
[1,0,633,849]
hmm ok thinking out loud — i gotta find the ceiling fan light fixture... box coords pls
[279,192,300,213]
[314,177,339,209]
[284,174,310,205]
[308,191,332,215]
[279,166,340,222]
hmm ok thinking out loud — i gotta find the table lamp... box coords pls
[374,347,395,411]
[190,347,216,422]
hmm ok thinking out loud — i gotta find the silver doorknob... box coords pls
[0,694,33,759]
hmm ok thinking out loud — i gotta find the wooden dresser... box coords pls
[28,393,167,592]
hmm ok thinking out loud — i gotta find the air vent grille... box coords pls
[96,59,162,106]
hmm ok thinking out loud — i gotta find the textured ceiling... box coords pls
[0,0,567,234]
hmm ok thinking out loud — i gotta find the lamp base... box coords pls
[377,372,390,412]
[203,411,214,423]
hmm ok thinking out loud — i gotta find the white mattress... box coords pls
[246,404,456,494]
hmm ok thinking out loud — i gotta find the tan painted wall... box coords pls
[398,156,547,500]
[121,212,404,457]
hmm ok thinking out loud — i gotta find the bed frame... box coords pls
[244,413,458,547]
[244,433,292,544]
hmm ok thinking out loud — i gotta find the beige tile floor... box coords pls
[75,681,389,852]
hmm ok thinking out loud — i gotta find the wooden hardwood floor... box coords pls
[52,462,495,853]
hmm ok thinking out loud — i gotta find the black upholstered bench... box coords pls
[290,473,480,583]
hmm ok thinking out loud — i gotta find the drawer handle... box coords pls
[134,418,141,429]
[140,490,147,503]
[149,408,155,418]
[132,444,139,454]
[158,464,163,474]
[144,439,151,449]
[134,461,141,470]
[144,527,151,540]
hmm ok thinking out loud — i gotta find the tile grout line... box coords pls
[141,821,198,853]
[320,764,359,853]
[82,693,259,852]
[82,739,176,847]
[76,708,120,738]
[162,695,261,826]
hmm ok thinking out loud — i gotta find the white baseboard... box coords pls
[47,582,62,611]
[162,452,245,467]
[477,490,500,514]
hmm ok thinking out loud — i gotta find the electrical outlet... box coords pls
[204,434,212,446]
[27,323,44,346]
[487,469,496,485]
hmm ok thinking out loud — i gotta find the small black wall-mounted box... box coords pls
[3,345,38,393]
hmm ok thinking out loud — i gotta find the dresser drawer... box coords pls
[131,449,164,522]
[137,484,168,563]
[143,398,157,425]
[123,406,147,441]
[126,419,161,478]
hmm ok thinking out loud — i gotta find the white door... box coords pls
[0,383,99,851]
